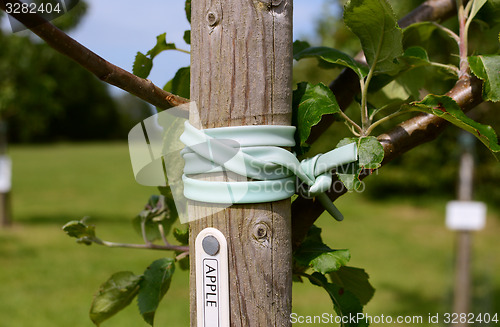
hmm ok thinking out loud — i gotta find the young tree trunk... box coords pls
[189,0,293,326]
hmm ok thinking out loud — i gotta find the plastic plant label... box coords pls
[0,155,12,193]
[446,201,486,231]
[195,228,229,327]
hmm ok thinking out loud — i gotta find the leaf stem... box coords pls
[140,219,152,245]
[360,38,382,135]
[339,110,363,135]
[175,251,190,261]
[431,22,460,44]
[175,49,191,55]
[428,62,460,76]
[365,109,413,136]
[457,0,470,78]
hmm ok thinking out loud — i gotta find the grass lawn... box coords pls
[0,142,498,326]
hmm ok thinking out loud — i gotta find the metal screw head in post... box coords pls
[202,235,220,256]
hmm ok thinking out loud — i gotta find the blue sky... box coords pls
[63,0,328,95]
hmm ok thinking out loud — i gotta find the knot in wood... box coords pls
[253,222,270,242]
[206,11,219,27]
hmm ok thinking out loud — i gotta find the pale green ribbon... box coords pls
[180,122,358,221]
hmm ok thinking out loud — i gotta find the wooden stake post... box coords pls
[189,0,293,325]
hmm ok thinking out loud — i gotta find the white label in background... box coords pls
[446,201,487,231]
[196,228,229,327]
[0,155,12,193]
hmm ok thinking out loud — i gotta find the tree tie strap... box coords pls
[180,122,358,221]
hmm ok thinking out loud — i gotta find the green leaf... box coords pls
[468,55,500,102]
[89,272,142,326]
[344,0,403,75]
[357,136,384,170]
[173,227,189,245]
[399,46,458,77]
[294,226,351,274]
[163,66,190,99]
[336,137,384,191]
[185,0,191,23]
[292,40,311,57]
[406,95,500,158]
[308,272,369,327]
[138,258,176,326]
[293,46,369,78]
[338,136,385,169]
[183,30,191,45]
[132,52,153,79]
[177,254,190,271]
[310,250,351,274]
[401,46,429,64]
[146,33,177,60]
[62,219,96,245]
[292,82,342,155]
[336,165,362,192]
[468,0,488,23]
[330,266,375,306]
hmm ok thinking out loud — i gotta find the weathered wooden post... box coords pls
[189,0,293,325]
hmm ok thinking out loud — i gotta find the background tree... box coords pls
[0,1,149,142]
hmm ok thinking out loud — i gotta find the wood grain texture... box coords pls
[189,0,293,326]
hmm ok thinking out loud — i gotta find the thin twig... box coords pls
[431,22,461,44]
[0,0,188,110]
[92,238,189,252]
[365,109,413,136]
[175,251,190,261]
[339,110,363,135]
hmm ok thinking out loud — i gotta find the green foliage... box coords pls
[406,95,500,158]
[294,225,351,274]
[292,82,342,154]
[132,195,178,243]
[344,0,403,75]
[294,46,368,78]
[173,227,189,245]
[330,266,375,306]
[185,0,192,23]
[89,272,142,326]
[354,137,384,170]
[0,32,123,142]
[62,219,96,245]
[132,33,188,79]
[467,0,488,25]
[308,272,369,327]
[163,66,190,99]
[183,30,191,45]
[138,258,176,326]
[294,226,373,326]
[336,137,384,191]
[133,52,153,79]
[87,258,175,327]
[469,55,500,102]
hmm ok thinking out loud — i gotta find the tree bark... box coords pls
[189,0,293,326]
